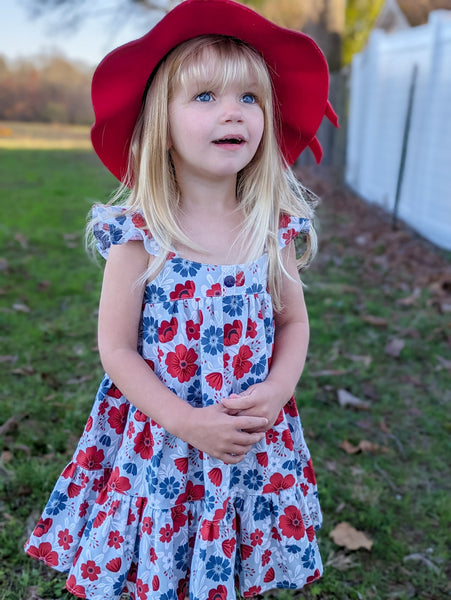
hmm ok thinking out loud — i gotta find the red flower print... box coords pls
[134,422,154,459]
[222,538,236,558]
[98,399,109,414]
[207,467,222,486]
[76,446,105,470]
[127,562,138,582]
[246,318,257,339]
[264,567,275,582]
[171,504,188,533]
[106,557,122,572]
[303,458,317,485]
[62,462,76,479]
[174,456,188,474]
[261,549,271,566]
[169,280,195,301]
[158,316,178,343]
[186,320,200,341]
[232,345,253,379]
[132,213,150,237]
[159,523,174,543]
[241,544,253,560]
[282,428,294,450]
[279,213,291,228]
[93,510,107,528]
[244,586,261,597]
[208,585,228,600]
[223,353,230,369]
[206,283,222,297]
[108,530,124,549]
[165,344,198,383]
[177,480,204,503]
[108,467,131,494]
[34,517,52,537]
[80,560,101,581]
[73,545,82,565]
[265,429,279,444]
[67,482,82,498]
[152,575,160,591]
[126,421,135,439]
[127,508,136,525]
[108,403,128,434]
[263,473,295,494]
[85,416,93,432]
[141,516,153,535]
[149,547,157,564]
[200,519,220,541]
[301,482,309,496]
[134,409,147,422]
[145,358,155,371]
[282,228,297,244]
[284,396,298,417]
[107,384,122,399]
[206,371,223,391]
[66,575,86,597]
[224,320,243,346]
[236,271,245,286]
[271,526,281,541]
[79,500,89,517]
[306,524,315,541]
[57,528,73,550]
[306,569,321,584]
[136,578,149,600]
[108,499,121,516]
[250,529,264,546]
[256,452,268,467]
[279,505,305,540]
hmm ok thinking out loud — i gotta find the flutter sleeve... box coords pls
[91,204,160,259]
[278,215,310,249]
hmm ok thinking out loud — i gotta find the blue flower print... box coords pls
[302,545,316,570]
[223,295,243,317]
[160,592,177,600]
[113,573,127,595]
[246,282,264,295]
[254,495,271,520]
[201,326,223,355]
[83,518,93,539]
[187,379,202,407]
[142,316,158,344]
[205,555,232,582]
[145,466,158,494]
[93,229,110,253]
[251,356,267,377]
[108,223,123,244]
[45,491,68,516]
[230,466,241,486]
[203,490,216,512]
[264,317,274,344]
[159,476,180,499]
[243,469,263,491]
[144,284,168,305]
[172,258,201,277]
[174,543,189,571]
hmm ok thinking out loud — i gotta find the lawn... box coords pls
[0,140,450,600]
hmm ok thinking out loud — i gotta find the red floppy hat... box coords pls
[91,0,338,182]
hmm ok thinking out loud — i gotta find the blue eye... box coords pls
[196,91,213,102]
[241,93,257,104]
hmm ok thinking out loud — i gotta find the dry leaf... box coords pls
[340,439,388,454]
[337,389,371,411]
[385,338,405,357]
[397,288,421,306]
[326,550,356,570]
[1,450,13,464]
[346,354,372,367]
[436,355,451,370]
[363,315,388,327]
[12,302,30,313]
[11,366,36,376]
[330,521,373,551]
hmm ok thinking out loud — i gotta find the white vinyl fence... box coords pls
[346,11,451,250]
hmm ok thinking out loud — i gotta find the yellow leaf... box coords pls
[330,521,373,551]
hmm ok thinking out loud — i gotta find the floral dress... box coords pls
[25,205,323,600]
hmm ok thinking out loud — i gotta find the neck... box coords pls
[176,172,239,215]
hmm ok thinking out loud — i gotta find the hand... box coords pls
[221,381,286,432]
[182,403,268,464]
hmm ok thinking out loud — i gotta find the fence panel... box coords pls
[345,11,451,250]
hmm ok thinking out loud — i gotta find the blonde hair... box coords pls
[93,35,317,311]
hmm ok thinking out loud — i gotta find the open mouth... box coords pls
[213,137,245,145]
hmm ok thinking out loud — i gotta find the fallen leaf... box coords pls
[326,550,356,570]
[340,439,388,454]
[403,553,440,575]
[337,389,371,411]
[1,450,13,464]
[439,302,451,313]
[12,302,30,313]
[11,366,36,376]
[363,315,388,327]
[385,338,405,357]
[397,288,421,306]
[330,521,373,551]
[436,355,451,370]
[346,354,372,367]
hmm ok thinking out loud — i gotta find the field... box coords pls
[0,129,450,600]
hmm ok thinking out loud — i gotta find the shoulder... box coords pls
[278,214,310,250]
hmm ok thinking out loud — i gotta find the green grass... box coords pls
[1,146,450,600]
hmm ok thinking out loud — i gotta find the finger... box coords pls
[232,431,266,447]
[235,415,268,431]
[222,394,255,411]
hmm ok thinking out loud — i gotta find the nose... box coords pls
[219,97,243,123]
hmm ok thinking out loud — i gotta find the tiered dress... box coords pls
[25,204,323,600]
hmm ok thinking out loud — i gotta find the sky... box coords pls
[1,0,169,67]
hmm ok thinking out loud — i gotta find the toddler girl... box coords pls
[25,0,338,598]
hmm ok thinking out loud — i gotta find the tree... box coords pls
[343,0,385,65]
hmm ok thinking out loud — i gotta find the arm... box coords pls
[221,241,309,427]
[98,241,267,462]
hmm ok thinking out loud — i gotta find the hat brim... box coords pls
[91,0,334,181]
